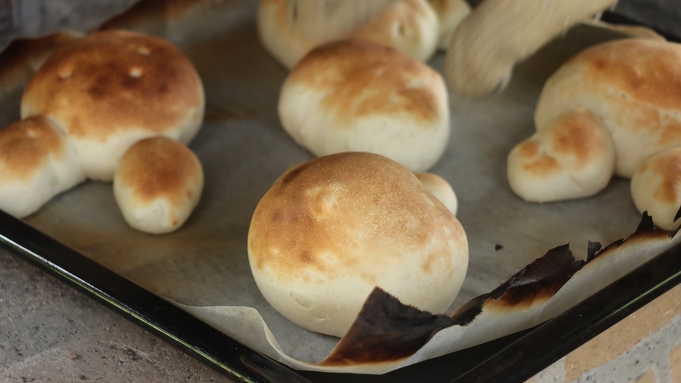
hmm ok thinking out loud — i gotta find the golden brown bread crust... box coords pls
[518,110,610,177]
[289,39,440,128]
[249,152,464,283]
[0,116,65,181]
[21,29,203,141]
[116,135,201,211]
[577,39,681,112]
[507,108,615,203]
[535,38,681,178]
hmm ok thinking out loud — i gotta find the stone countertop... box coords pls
[2,1,681,382]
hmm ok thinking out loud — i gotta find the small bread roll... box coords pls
[257,0,439,69]
[507,108,615,203]
[631,148,681,231]
[278,39,450,173]
[114,136,203,234]
[416,172,458,215]
[428,0,471,50]
[535,38,681,178]
[0,116,85,218]
[248,152,468,337]
[21,29,205,181]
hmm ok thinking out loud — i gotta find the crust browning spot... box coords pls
[289,39,441,127]
[0,116,65,180]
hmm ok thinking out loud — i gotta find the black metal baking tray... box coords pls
[2,3,681,383]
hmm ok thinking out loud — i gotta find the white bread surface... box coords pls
[416,172,458,215]
[428,0,471,50]
[0,116,85,218]
[445,0,617,98]
[507,108,615,203]
[248,152,468,337]
[630,148,681,231]
[278,39,450,173]
[114,136,203,234]
[257,0,438,69]
[20,29,205,181]
[535,38,681,178]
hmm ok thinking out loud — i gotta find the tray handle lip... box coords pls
[0,209,313,383]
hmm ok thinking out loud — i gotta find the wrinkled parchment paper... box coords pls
[0,0,676,375]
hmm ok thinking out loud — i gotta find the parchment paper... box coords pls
[0,0,673,375]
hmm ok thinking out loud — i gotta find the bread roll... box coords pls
[0,116,85,217]
[114,136,203,234]
[248,152,468,337]
[257,0,438,69]
[428,0,470,50]
[535,38,681,178]
[278,39,450,173]
[507,108,615,202]
[630,148,681,231]
[21,29,205,181]
[416,172,458,215]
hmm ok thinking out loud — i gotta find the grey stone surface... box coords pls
[0,249,231,382]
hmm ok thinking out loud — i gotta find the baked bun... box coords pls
[248,152,468,337]
[507,108,615,202]
[630,148,681,231]
[428,0,471,50]
[416,172,458,215]
[20,29,205,181]
[0,116,85,217]
[113,136,203,234]
[257,0,438,69]
[278,39,450,173]
[535,38,681,178]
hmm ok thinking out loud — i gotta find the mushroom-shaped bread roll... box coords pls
[257,0,439,69]
[113,136,203,234]
[278,39,450,173]
[0,116,85,217]
[21,29,205,181]
[248,152,468,337]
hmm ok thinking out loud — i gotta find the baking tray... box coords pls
[2,2,681,382]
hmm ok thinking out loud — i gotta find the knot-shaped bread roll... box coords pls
[507,108,615,203]
[248,152,468,337]
[509,38,681,230]
[21,29,205,181]
[114,136,204,234]
[257,0,439,69]
[0,116,85,217]
[278,39,450,173]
